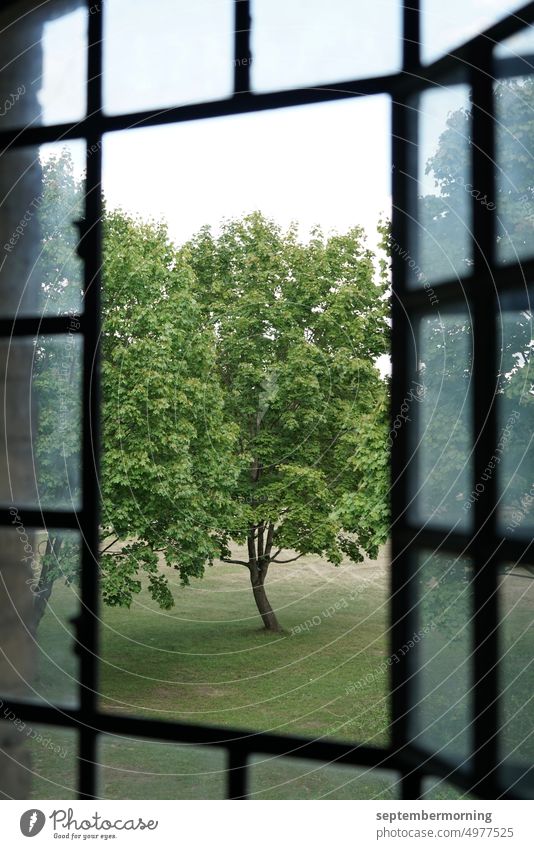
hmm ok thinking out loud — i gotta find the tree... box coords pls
[184,213,390,630]
[31,149,84,630]
[34,154,391,633]
[412,78,534,634]
[414,78,534,522]
[99,211,239,610]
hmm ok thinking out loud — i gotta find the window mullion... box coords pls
[78,0,104,802]
[470,42,499,794]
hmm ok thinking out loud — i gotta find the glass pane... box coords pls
[422,1,526,65]
[0,529,80,707]
[497,289,534,535]
[421,776,478,799]
[0,335,82,510]
[99,736,226,799]
[103,0,234,115]
[0,1,86,129]
[0,142,85,317]
[499,562,534,775]
[408,84,472,288]
[248,756,399,799]
[0,722,77,800]
[410,551,473,762]
[495,41,534,265]
[410,312,473,530]
[99,99,391,748]
[251,0,401,92]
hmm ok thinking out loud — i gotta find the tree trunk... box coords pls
[250,569,281,632]
[32,535,61,633]
[249,562,282,631]
[246,514,280,631]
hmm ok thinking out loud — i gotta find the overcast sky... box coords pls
[37,0,528,250]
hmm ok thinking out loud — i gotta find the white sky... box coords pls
[37,0,530,249]
[101,98,391,250]
[35,0,533,383]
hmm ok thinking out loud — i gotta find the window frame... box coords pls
[1,0,533,800]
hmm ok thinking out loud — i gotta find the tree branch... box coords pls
[265,522,275,559]
[100,536,120,554]
[221,557,250,568]
[257,521,264,560]
[272,553,305,564]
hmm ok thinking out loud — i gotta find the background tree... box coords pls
[414,78,534,521]
[413,78,534,636]
[32,150,83,629]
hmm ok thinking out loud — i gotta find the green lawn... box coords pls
[27,545,515,799]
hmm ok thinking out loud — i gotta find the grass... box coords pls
[30,545,392,798]
[27,546,531,799]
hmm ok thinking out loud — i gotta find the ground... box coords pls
[23,544,528,799]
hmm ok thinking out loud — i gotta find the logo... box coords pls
[20,810,46,837]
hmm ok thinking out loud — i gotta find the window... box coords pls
[0,0,533,800]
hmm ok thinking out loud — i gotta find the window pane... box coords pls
[99,99,391,750]
[103,0,234,115]
[0,142,85,317]
[0,529,81,707]
[410,312,473,531]
[407,84,472,288]
[251,0,401,92]
[410,551,473,762]
[499,563,534,777]
[422,1,526,65]
[497,289,534,535]
[495,34,534,266]
[98,736,226,799]
[248,756,400,799]
[0,722,77,800]
[421,776,478,799]
[0,1,86,129]
[0,335,82,510]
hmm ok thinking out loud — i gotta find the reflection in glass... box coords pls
[0,335,82,510]
[410,312,472,530]
[0,142,85,317]
[497,289,534,535]
[104,0,234,115]
[26,724,77,800]
[409,84,472,287]
[499,563,534,775]
[422,0,526,65]
[421,776,478,799]
[0,529,80,708]
[0,1,86,130]
[411,551,473,762]
[251,0,401,92]
[495,70,534,265]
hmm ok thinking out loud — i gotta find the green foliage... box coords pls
[185,212,391,568]
[35,153,391,621]
[100,211,239,605]
[415,81,534,524]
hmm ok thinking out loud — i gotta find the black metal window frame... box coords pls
[1,0,533,801]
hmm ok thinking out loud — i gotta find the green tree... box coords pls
[184,213,390,630]
[99,211,239,611]
[34,154,391,633]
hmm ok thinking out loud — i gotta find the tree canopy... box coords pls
[33,151,391,632]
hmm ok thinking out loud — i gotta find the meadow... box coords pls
[25,542,525,800]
